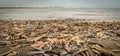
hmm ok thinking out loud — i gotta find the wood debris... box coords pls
[0,19,120,56]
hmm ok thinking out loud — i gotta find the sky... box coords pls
[0,0,120,8]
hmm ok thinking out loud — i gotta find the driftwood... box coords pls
[0,20,120,56]
[28,51,45,55]
[31,34,45,42]
[115,44,120,48]
[0,50,12,56]
[90,45,115,56]
[0,45,21,56]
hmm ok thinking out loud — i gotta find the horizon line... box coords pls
[0,7,120,9]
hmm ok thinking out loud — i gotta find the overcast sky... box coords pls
[0,0,120,8]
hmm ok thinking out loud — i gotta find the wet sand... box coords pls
[0,8,120,21]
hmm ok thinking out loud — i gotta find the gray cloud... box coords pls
[0,0,120,8]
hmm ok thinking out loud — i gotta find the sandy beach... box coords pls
[0,8,120,56]
[0,8,120,21]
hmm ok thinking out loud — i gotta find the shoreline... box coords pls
[0,18,120,22]
[0,8,120,21]
[0,7,120,9]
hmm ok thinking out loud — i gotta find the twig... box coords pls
[0,45,21,56]
[90,45,115,56]
[32,35,45,42]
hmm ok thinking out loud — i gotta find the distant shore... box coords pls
[0,7,120,21]
[0,7,120,9]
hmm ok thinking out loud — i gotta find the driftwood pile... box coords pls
[0,19,120,56]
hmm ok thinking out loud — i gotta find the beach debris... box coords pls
[0,19,120,56]
[90,45,115,56]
